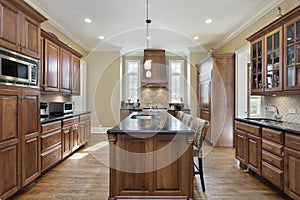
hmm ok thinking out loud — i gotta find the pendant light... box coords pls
[144,0,152,74]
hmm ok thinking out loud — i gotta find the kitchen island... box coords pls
[107,111,194,200]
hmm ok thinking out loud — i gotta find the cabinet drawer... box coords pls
[262,128,283,144]
[41,130,62,152]
[41,144,62,172]
[262,161,283,190]
[262,150,283,170]
[80,114,90,122]
[262,139,283,157]
[41,121,61,133]
[235,121,260,137]
[285,133,300,151]
[62,117,79,127]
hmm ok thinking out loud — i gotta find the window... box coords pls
[249,96,262,116]
[125,60,140,102]
[169,60,184,103]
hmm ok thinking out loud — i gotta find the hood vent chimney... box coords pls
[142,49,168,88]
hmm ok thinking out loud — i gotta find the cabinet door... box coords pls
[250,38,264,94]
[247,133,261,175]
[0,88,20,199]
[60,48,72,93]
[72,55,81,95]
[71,124,78,151]
[43,39,60,92]
[20,14,40,59]
[78,122,85,146]
[235,129,248,166]
[264,27,283,92]
[284,16,300,91]
[284,147,300,199]
[62,126,72,158]
[21,89,40,187]
[0,0,21,52]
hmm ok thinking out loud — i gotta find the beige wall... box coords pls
[86,52,121,128]
[219,0,300,52]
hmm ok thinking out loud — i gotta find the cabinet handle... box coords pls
[265,157,273,163]
[291,141,300,146]
[264,172,273,179]
[265,133,274,137]
[238,135,245,140]
[265,146,273,151]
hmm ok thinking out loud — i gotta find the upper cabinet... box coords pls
[284,16,300,91]
[0,0,46,59]
[40,30,82,95]
[247,5,300,95]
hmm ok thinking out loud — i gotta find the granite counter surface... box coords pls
[40,111,91,124]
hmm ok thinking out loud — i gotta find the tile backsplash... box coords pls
[265,95,300,123]
[140,88,169,108]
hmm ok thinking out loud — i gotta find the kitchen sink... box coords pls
[131,114,154,119]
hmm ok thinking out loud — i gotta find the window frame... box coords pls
[168,60,184,103]
[125,60,141,102]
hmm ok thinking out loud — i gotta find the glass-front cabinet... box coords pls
[251,38,264,93]
[284,16,300,90]
[265,27,282,92]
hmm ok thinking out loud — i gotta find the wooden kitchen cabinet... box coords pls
[72,55,81,95]
[197,53,235,147]
[41,30,82,94]
[235,121,261,175]
[247,5,300,94]
[62,117,79,158]
[60,48,72,93]
[78,114,91,146]
[0,87,21,200]
[284,133,300,199]
[20,89,40,187]
[42,37,60,92]
[0,0,46,59]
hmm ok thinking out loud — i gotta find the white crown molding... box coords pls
[24,0,90,51]
[214,0,284,50]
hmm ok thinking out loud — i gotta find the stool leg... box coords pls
[198,157,205,192]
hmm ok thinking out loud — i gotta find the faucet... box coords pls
[266,104,282,121]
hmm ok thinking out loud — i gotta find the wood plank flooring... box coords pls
[10,134,288,200]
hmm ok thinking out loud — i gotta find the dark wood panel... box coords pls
[60,48,72,93]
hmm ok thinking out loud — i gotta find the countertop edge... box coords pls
[40,111,91,124]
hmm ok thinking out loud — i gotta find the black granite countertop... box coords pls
[40,111,91,124]
[108,111,194,134]
[120,106,190,111]
[235,117,300,136]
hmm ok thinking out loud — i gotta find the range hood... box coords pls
[142,49,168,88]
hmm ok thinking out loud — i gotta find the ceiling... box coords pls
[25,0,282,55]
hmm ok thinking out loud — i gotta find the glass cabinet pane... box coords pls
[257,57,262,73]
[258,41,262,56]
[252,44,257,58]
[267,36,272,53]
[267,54,272,70]
[287,25,294,45]
[287,45,295,65]
[274,32,280,50]
[274,70,280,87]
[296,21,300,42]
[288,67,295,86]
[296,44,300,64]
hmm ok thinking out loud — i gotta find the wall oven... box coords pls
[0,47,38,87]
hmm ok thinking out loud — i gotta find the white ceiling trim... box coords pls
[214,0,284,50]
[24,0,90,51]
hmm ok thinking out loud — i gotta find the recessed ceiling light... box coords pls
[98,35,105,40]
[146,35,151,40]
[205,18,213,24]
[193,36,200,40]
[84,18,92,23]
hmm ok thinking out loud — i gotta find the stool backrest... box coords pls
[190,117,209,149]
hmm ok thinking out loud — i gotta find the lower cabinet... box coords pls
[284,133,300,199]
[235,121,261,175]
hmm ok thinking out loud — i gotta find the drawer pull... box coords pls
[265,133,274,137]
[264,172,273,179]
[238,135,245,140]
[265,146,273,150]
[265,157,273,163]
[291,141,300,146]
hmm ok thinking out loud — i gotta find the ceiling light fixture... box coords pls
[98,35,105,40]
[205,18,213,24]
[84,18,92,23]
[144,0,152,75]
[193,36,200,40]
[275,7,282,19]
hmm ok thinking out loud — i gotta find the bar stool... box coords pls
[176,111,185,121]
[189,117,209,192]
[182,114,193,126]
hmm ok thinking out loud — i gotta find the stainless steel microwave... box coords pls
[0,47,38,87]
[49,102,74,115]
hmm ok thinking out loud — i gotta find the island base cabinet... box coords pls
[108,134,193,200]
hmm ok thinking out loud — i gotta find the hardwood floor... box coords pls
[10,134,288,200]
